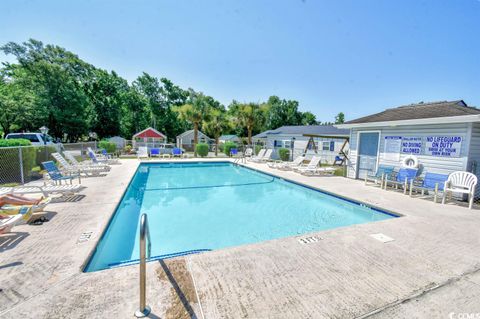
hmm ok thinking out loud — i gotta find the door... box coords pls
[356,132,380,179]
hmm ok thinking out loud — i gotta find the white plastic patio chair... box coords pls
[294,156,336,176]
[0,184,84,197]
[52,153,109,176]
[137,147,149,160]
[259,149,273,162]
[249,149,266,162]
[64,151,110,170]
[442,171,477,209]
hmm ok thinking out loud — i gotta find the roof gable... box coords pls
[133,127,166,139]
[344,100,480,125]
[177,130,211,139]
[254,125,349,138]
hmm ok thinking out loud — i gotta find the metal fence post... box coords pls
[18,147,24,184]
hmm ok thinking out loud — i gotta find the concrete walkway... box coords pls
[0,159,479,318]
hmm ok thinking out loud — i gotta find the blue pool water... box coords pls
[85,162,395,272]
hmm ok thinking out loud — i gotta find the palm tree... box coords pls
[175,93,209,156]
[236,103,263,145]
[203,109,230,156]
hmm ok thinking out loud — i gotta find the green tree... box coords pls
[85,69,129,139]
[203,109,230,156]
[1,39,92,141]
[301,111,318,125]
[264,95,302,130]
[335,112,345,124]
[233,102,264,145]
[175,92,211,156]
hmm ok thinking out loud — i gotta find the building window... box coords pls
[284,140,292,149]
[274,140,283,148]
[322,141,330,151]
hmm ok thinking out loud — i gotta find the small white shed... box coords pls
[176,130,212,151]
[108,136,126,149]
[336,100,480,196]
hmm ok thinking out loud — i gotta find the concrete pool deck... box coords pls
[0,159,479,318]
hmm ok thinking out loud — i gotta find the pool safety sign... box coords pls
[401,137,422,154]
[383,136,402,161]
[425,136,462,157]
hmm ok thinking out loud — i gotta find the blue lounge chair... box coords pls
[150,148,160,157]
[409,172,449,203]
[384,168,418,194]
[230,148,238,157]
[172,148,183,158]
[365,165,395,187]
[42,161,81,185]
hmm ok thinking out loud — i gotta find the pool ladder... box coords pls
[135,213,152,317]
[233,155,246,164]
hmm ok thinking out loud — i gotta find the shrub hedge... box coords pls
[99,140,117,153]
[278,148,290,161]
[223,141,237,156]
[0,139,37,184]
[255,145,262,155]
[196,143,209,157]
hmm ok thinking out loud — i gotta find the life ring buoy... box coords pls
[402,155,419,168]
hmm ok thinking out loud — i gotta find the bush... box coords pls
[218,143,224,152]
[278,148,290,161]
[99,140,116,154]
[255,145,262,155]
[34,145,57,165]
[196,143,209,157]
[0,139,37,184]
[223,141,237,156]
[0,138,31,147]
[124,145,133,154]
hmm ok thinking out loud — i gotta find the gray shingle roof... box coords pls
[176,129,210,139]
[254,125,349,138]
[345,100,480,124]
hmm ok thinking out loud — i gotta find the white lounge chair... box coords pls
[294,156,336,176]
[0,184,84,197]
[268,156,305,170]
[64,151,110,170]
[244,148,253,157]
[52,153,109,176]
[137,147,149,160]
[0,214,23,234]
[87,147,119,165]
[248,149,266,162]
[259,149,273,162]
[442,171,477,209]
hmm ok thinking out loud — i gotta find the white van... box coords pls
[5,132,57,147]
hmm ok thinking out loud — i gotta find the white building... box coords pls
[336,100,480,196]
[254,125,350,163]
[218,134,241,144]
[176,130,212,151]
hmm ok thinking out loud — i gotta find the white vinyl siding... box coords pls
[347,123,470,179]
[467,122,480,197]
[265,134,348,163]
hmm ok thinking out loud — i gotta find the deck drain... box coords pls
[78,231,94,243]
[298,236,322,244]
[370,233,394,243]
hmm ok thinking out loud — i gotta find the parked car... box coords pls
[5,133,61,150]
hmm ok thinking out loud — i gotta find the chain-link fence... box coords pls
[0,143,101,186]
[0,145,57,185]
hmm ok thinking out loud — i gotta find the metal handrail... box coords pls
[134,213,152,318]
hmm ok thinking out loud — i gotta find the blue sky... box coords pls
[1,0,479,122]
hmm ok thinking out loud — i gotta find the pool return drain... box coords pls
[77,231,94,243]
[298,235,322,244]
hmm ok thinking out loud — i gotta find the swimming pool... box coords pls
[85,162,396,272]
